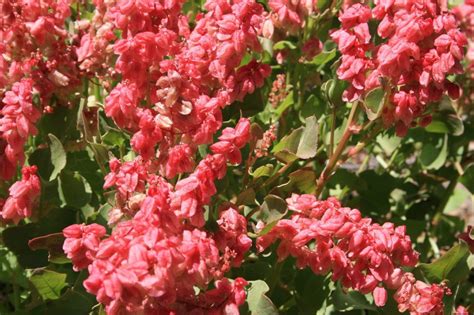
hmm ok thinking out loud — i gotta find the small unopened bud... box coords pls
[128,193,146,212]
[262,19,274,39]
[75,19,90,31]
[48,70,70,87]
[156,114,173,129]
[155,102,169,114]
[178,100,193,115]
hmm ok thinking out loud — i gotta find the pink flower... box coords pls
[103,157,148,201]
[104,82,140,130]
[63,224,107,271]
[0,79,41,177]
[333,2,466,136]
[394,276,447,314]
[164,144,195,179]
[1,166,41,224]
[257,195,445,312]
[456,306,470,315]
[216,207,252,267]
[373,286,388,307]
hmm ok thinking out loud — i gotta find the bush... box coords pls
[0,0,473,314]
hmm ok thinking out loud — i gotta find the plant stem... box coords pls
[339,123,382,165]
[329,106,336,157]
[314,102,359,197]
[262,160,295,189]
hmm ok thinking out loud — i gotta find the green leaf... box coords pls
[295,271,331,314]
[0,248,28,287]
[2,208,75,268]
[300,94,325,119]
[287,169,316,194]
[321,79,347,107]
[332,284,376,311]
[29,289,96,315]
[419,135,448,170]
[58,171,92,208]
[272,116,318,160]
[29,148,54,180]
[256,194,288,236]
[30,270,67,300]
[376,133,401,156]
[425,120,449,134]
[460,165,474,194]
[443,187,471,214]
[296,116,319,159]
[308,49,337,67]
[28,233,67,264]
[251,164,274,179]
[425,97,464,135]
[418,242,470,283]
[102,130,126,147]
[426,114,464,135]
[274,91,294,118]
[273,40,297,50]
[236,188,256,206]
[48,134,67,181]
[317,0,331,11]
[247,280,278,315]
[364,88,385,121]
[272,127,303,154]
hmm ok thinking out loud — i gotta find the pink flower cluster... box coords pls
[1,166,41,224]
[454,0,474,79]
[331,1,467,136]
[63,223,107,271]
[0,79,40,179]
[63,119,253,314]
[0,0,78,179]
[257,194,448,314]
[266,0,314,34]
[85,0,271,180]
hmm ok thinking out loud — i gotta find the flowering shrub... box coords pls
[1,0,474,314]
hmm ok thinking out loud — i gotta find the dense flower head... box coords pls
[98,0,271,177]
[266,0,315,35]
[393,273,447,314]
[0,0,79,178]
[63,223,107,271]
[1,0,466,313]
[332,1,467,136]
[77,119,253,313]
[81,199,250,314]
[1,166,41,224]
[0,79,40,179]
[257,194,448,313]
[215,206,252,267]
[456,306,470,315]
[454,0,474,80]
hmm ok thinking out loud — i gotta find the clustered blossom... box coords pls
[331,1,467,136]
[268,74,287,108]
[456,306,470,314]
[63,224,107,271]
[0,166,41,224]
[454,0,474,79]
[257,194,448,314]
[0,0,79,178]
[254,124,277,158]
[63,119,253,314]
[265,0,314,35]
[0,79,40,179]
[90,0,271,182]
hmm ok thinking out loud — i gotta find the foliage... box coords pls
[0,0,474,314]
